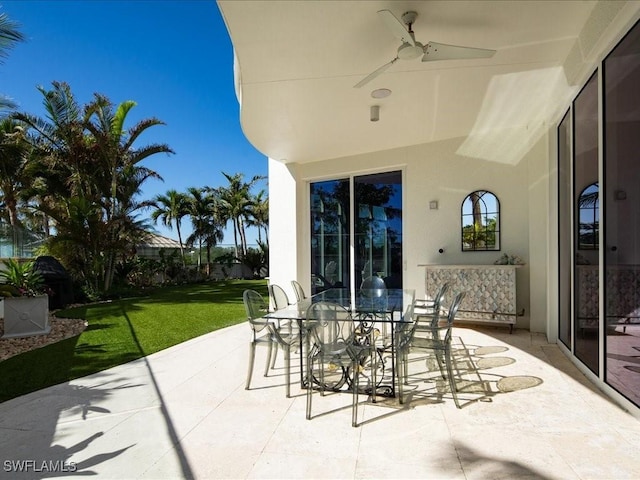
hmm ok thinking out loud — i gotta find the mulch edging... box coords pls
[0,316,87,362]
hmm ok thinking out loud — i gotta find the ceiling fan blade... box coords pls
[378,10,415,46]
[422,41,496,61]
[354,58,398,88]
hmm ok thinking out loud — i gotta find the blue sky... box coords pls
[0,0,267,245]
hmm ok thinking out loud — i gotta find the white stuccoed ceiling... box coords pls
[217,1,633,165]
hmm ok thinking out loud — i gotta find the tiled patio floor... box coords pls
[1,324,639,479]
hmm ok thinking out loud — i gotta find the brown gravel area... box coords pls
[0,316,87,362]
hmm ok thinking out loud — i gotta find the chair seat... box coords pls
[411,336,444,350]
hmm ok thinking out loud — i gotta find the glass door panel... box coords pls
[573,72,600,375]
[354,171,403,290]
[558,110,572,349]
[310,179,350,294]
[604,20,640,407]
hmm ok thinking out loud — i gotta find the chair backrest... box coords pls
[396,296,416,351]
[429,282,450,326]
[305,301,355,352]
[442,291,466,343]
[291,280,306,302]
[433,282,450,309]
[243,289,270,333]
[268,283,290,310]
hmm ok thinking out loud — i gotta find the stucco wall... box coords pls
[269,133,553,331]
[267,159,299,300]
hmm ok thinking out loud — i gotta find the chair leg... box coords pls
[246,342,256,390]
[285,345,291,398]
[270,342,278,369]
[444,347,461,409]
[264,341,273,377]
[352,359,359,427]
[306,354,314,420]
[370,344,377,401]
[435,350,446,379]
[396,349,404,404]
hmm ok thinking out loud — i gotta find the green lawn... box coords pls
[0,279,267,403]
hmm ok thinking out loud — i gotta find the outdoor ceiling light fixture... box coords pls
[370,105,380,122]
[371,88,392,99]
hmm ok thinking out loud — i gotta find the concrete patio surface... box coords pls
[1,323,640,479]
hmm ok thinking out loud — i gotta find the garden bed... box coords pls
[0,316,87,362]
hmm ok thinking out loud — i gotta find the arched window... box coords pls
[461,190,500,251]
[578,182,599,250]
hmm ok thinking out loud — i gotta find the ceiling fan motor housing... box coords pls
[398,41,424,59]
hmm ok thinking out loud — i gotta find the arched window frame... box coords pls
[461,190,500,251]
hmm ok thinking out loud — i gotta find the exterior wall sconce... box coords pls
[370,105,380,122]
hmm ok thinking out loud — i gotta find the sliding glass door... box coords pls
[557,19,640,409]
[603,22,640,406]
[310,171,402,294]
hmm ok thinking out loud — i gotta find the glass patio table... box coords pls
[264,287,415,398]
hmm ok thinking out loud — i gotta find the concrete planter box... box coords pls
[1,294,50,338]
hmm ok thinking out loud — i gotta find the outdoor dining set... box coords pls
[242,279,466,427]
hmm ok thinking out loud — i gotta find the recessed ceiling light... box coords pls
[371,88,391,99]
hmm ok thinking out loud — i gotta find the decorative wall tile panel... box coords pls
[422,265,519,327]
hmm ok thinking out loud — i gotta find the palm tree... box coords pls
[185,187,226,276]
[151,189,188,265]
[218,172,265,259]
[14,82,172,292]
[185,187,212,269]
[0,12,25,112]
[247,189,268,245]
[0,118,29,227]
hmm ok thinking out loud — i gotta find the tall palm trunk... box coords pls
[239,217,248,258]
[176,221,185,266]
[232,220,240,259]
[5,195,19,227]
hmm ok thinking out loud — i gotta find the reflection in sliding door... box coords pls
[310,171,403,295]
[354,171,403,290]
[310,179,350,294]
[573,72,599,375]
[604,21,640,407]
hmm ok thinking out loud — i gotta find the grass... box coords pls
[0,279,267,403]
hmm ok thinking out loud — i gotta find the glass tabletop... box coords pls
[265,288,415,322]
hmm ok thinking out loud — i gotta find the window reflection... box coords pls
[310,179,350,294]
[355,171,403,290]
[578,182,599,250]
[573,72,599,375]
[604,18,640,407]
[310,171,403,294]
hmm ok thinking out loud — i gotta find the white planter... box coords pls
[1,295,50,338]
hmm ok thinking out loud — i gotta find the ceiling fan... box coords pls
[354,9,496,88]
